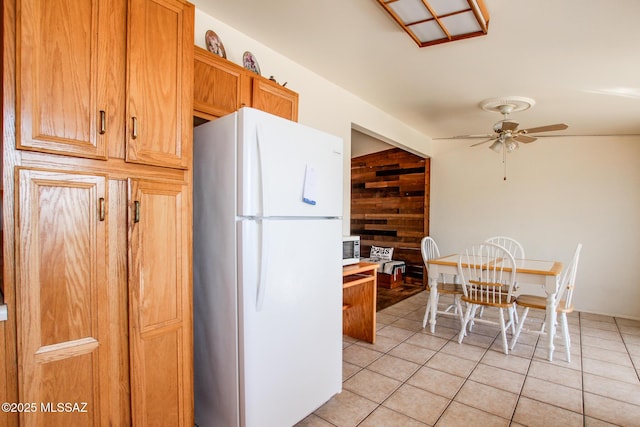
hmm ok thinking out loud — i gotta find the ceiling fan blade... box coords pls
[514,134,537,143]
[521,123,568,134]
[470,138,495,147]
[447,133,495,139]
[499,120,519,132]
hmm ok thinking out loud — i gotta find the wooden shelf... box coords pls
[342,262,378,343]
[343,273,376,289]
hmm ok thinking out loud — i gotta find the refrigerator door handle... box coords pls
[256,219,269,311]
[256,125,270,216]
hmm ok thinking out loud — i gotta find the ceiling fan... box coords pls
[459,97,569,179]
[465,96,569,152]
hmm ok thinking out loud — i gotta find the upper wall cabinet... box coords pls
[193,46,299,123]
[126,0,193,169]
[16,0,125,160]
[251,78,299,122]
[16,0,193,169]
[193,46,247,120]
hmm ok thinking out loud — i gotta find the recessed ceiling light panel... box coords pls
[377,0,490,47]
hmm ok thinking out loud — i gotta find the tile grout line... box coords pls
[311,293,640,426]
[615,316,640,384]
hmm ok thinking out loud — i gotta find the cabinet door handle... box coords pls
[99,198,106,221]
[131,117,138,139]
[99,110,106,134]
[134,201,140,223]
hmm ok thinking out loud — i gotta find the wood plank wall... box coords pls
[350,148,430,285]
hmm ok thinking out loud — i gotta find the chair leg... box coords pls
[458,303,474,344]
[468,305,478,331]
[560,313,571,363]
[510,307,529,350]
[454,295,466,336]
[498,308,508,355]
[511,303,519,328]
[422,295,431,329]
[507,306,516,334]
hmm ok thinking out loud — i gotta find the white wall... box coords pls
[430,136,640,319]
[193,10,431,235]
[351,129,394,158]
[194,9,640,319]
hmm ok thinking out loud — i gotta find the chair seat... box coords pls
[515,294,574,313]
[462,294,516,308]
[427,282,463,295]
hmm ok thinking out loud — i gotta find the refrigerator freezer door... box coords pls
[238,108,343,218]
[238,218,342,427]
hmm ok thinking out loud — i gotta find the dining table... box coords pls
[426,254,564,361]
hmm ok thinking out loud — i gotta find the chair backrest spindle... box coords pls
[556,243,582,310]
[485,236,525,259]
[458,242,516,303]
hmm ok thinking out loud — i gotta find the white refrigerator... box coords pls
[193,107,343,427]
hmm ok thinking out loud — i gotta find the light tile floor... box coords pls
[297,291,640,427]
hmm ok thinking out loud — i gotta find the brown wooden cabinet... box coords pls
[193,46,247,121]
[126,0,193,169]
[17,0,192,170]
[3,0,194,425]
[16,0,121,160]
[342,263,378,344]
[251,78,299,122]
[128,178,192,426]
[15,168,111,426]
[193,46,299,123]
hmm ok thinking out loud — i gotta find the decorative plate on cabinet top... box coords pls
[243,51,261,75]
[205,29,226,58]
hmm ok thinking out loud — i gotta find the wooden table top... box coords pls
[429,254,563,276]
[342,261,379,277]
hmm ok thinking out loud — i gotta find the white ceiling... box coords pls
[193,0,640,140]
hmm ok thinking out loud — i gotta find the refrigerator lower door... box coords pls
[238,218,342,427]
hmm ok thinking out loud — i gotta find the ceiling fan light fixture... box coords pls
[505,139,519,152]
[489,140,502,153]
[376,0,490,48]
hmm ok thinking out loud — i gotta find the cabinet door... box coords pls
[16,0,125,159]
[251,78,299,122]
[128,179,193,426]
[16,168,110,425]
[126,0,194,169]
[194,46,245,120]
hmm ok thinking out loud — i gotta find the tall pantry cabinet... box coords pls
[2,0,194,425]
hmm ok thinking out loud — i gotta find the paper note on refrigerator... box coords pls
[302,165,317,205]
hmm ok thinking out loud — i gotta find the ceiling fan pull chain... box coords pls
[503,147,507,181]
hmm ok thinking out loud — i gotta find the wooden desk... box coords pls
[342,262,378,343]
[427,254,563,361]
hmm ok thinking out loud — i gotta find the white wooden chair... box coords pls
[482,236,525,323]
[421,237,464,331]
[457,243,517,355]
[510,243,582,362]
[485,236,525,259]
